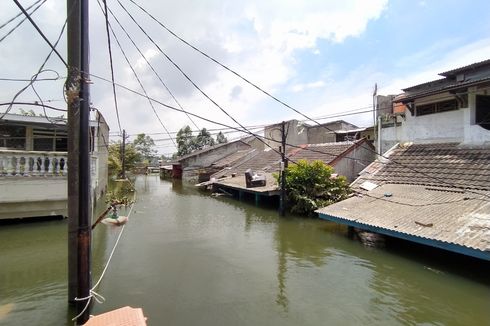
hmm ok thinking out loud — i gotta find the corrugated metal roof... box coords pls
[317,184,490,252]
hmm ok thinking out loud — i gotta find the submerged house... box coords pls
[317,59,490,260]
[0,112,109,219]
[209,139,375,199]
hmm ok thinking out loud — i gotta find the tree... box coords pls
[133,133,156,162]
[176,125,195,156]
[216,131,227,144]
[281,160,350,216]
[108,141,139,177]
[195,128,215,148]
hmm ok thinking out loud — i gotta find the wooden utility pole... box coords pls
[67,0,92,324]
[121,129,126,179]
[279,121,286,216]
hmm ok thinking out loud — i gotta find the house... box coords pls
[264,119,375,148]
[379,59,490,154]
[176,137,260,183]
[316,142,490,261]
[0,112,109,219]
[317,59,490,261]
[209,139,375,200]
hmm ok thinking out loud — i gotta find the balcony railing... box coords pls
[0,150,68,177]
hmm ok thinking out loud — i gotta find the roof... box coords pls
[397,59,490,102]
[316,184,490,254]
[0,113,104,128]
[213,173,280,194]
[212,140,366,179]
[439,58,490,77]
[317,142,490,259]
[177,139,247,161]
[354,143,490,191]
[211,148,257,168]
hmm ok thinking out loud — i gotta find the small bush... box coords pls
[281,160,350,216]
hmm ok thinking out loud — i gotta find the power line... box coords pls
[101,0,123,135]
[0,9,68,120]
[0,0,43,30]
[116,0,284,160]
[95,0,176,147]
[0,101,66,112]
[11,0,67,67]
[0,0,47,43]
[105,4,199,130]
[124,0,490,199]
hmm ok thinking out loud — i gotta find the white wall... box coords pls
[380,89,490,153]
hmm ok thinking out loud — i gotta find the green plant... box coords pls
[281,160,350,216]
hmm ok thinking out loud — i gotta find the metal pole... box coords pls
[280,121,286,216]
[122,129,126,179]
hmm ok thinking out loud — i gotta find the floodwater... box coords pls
[1,175,489,325]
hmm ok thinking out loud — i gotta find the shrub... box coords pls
[281,160,350,216]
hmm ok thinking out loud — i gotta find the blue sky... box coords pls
[1,0,489,154]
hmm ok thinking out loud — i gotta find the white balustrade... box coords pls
[0,150,69,177]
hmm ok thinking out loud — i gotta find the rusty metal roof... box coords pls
[316,184,490,254]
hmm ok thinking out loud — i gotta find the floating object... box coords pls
[84,306,146,326]
[101,215,128,226]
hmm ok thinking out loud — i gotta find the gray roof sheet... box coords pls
[316,184,490,252]
[354,143,490,191]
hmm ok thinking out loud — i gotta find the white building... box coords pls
[379,59,490,153]
[0,111,109,219]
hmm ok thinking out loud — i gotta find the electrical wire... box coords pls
[11,0,67,67]
[123,0,490,199]
[95,0,176,147]
[101,0,122,135]
[0,0,43,30]
[0,0,47,43]
[105,4,199,130]
[116,0,285,160]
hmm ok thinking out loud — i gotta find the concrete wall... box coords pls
[307,120,359,144]
[380,89,490,154]
[0,177,67,219]
[332,142,376,182]
[93,112,109,199]
[264,120,308,148]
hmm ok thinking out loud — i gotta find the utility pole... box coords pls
[280,121,286,217]
[67,0,92,324]
[121,129,126,179]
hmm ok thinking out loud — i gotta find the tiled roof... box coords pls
[439,58,490,77]
[354,143,490,191]
[177,139,247,161]
[316,184,490,253]
[211,149,257,168]
[212,140,363,179]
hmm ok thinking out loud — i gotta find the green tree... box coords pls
[281,160,350,216]
[176,125,195,156]
[133,133,156,162]
[216,131,227,144]
[196,128,215,148]
[108,141,139,177]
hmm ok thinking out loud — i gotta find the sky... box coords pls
[1,0,490,154]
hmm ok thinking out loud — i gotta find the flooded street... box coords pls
[1,175,489,325]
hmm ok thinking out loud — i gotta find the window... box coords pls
[0,125,26,149]
[33,128,68,151]
[475,95,490,130]
[416,99,458,116]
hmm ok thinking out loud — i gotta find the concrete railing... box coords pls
[0,150,68,177]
